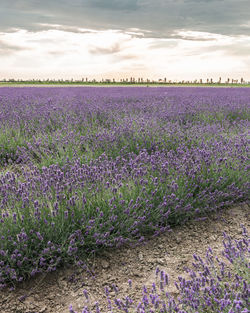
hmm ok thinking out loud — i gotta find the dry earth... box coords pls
[0,203,249,313]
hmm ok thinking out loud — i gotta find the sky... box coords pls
[0,0,250,81]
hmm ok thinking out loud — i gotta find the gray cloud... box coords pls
[1,0,250,38]
[0,39,27,55]
[112,54,139,62]
[170,35,217,42]
[201,41,250,57]
[149,40,178,49]
[34,24,99,34]
[228,44,250,57]
[86,0,139,11]
[89,43,122,55]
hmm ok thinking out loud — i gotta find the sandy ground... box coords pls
[0,203,249,313]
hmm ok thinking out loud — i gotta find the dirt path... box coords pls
[0,203,249,313]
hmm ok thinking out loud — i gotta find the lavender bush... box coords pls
[70,228,249,313]
[0,87,249,287]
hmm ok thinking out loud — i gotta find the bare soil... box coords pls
[0,203,249,313]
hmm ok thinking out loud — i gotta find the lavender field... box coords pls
[0,86,249,294]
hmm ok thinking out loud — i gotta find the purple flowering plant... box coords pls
[70,228,249,313]
[0,87,249,287]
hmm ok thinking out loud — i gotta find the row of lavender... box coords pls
[70,229,249,313]
[0,87,249,287]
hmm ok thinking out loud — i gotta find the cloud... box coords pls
[0,27,249,80]
[0,39,27,55]
[89,43,122,55]
[199,40,250,57]
[170,31,222,42]
[228,44,250,57]
[1,0,250,38]
[0,1,250,80]
[36,23,99,34]
[86,0,140,11]
[113,54,139,61]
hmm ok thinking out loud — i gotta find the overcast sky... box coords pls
[1,0,250,81]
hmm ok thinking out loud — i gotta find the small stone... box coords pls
[101,260,109,269]
[238,228,243,235]
[132,270,142,277]
[181,258,188,264]
[156,258,165,265]
[138,252,143,261]
[39,306,47,313]
[175,237,181,244]
[147,258,155,264]
[106,274,116,282]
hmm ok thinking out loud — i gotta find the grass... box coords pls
[1,81,250,88]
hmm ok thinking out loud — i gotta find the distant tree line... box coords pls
[0,77,248,84]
